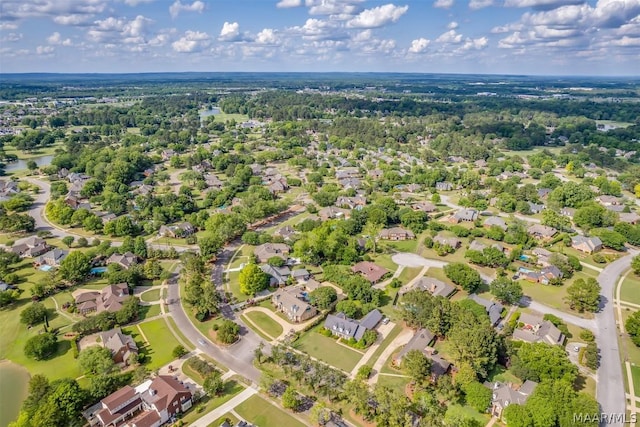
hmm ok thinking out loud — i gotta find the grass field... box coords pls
[368,324,402,364]
[620,273,640,306]
[3,142,63,159]
[295,326,363,372]
[235,395,306,427]
[208,413,240,427]
[386,239,418,253]
[140,289,161,302]
[166,316,195,350]
[227,270,250,303]
[370,254,399,272]
[179,381,245,425]
[136,318,181,370]
[397,266,423,285]
[377,374,411,390]
[139,304,161,320]
[445,404,491,425]
[631,366,640,398]
[243,311,283,339]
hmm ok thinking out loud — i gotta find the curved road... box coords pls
[596,250,637,426]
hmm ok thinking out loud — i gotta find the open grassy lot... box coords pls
[377,374,411,390]
[243,311,283,340]
[445,404,491,426]
[369,253,399,272]
[294,326,363,372]
[165,316,195,351]
[179,381,245,425]
[136,318,181,370]
[227,270,250,303]
[397,266,423,285]
[386,239,418,253]
[620,273,640,306]
[235,395,306,427]
[138,304,161,320]
[140,289,161,302]
[4,142,63,159]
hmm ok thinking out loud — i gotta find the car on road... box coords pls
[197,339,207,346]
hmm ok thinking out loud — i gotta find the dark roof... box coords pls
[359,309,383,330]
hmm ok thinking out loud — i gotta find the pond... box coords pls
[199,107,220,120]
[3,154,54,173]
[0,361,30,426]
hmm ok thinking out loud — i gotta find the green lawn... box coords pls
[182,360,206,385]
[235,395,306,427]
[386,239,418,253]
[397,267,423,285]
[487,365,521,385]
[139,304,161,320]
[294,327,363,372]
[243,311,283,339]
[631,365,640,398]
[377,374,411,390]
[621,274,640,306]
[369,254,398,272]
[208,413,240,427]
[165,316,195,351]
[179,381,245,425]
[227,271,250,303]
[368,324,402,365]
[445,404,491,425]
[136,318,181,370]
[140,289,161,302]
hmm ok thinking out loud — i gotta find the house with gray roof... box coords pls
[261,264,291,286]
[513,312,565,346]
[400,277,455,298]
[393,329,435,365]
[468,294,503,326]
[483,216,507,230]
[450,209,478,223]
[485,380,538,419]
[11,236,49,258]
[434,235,462,249]
[527,224,557,240]
[100,328,138,365]
[271,287,317,323]
[254,243,290,263]
[435,182,453,191]
[571,236,603,254]
[324,308,381,342]
[35,248,68,268]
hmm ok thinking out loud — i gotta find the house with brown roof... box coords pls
[11,236,49,258]
[91,385,142,427]
[485,381,538,419]
[378,227,415,241]
[619,212,640,224]
[433,235,462,249]
[139,376,194,424]
[75,283,131,315]
[531,248,553,266]
[273,225,296,241]
[271,287,317,323]
[399,277,455,298]
[411,201,437,213]
[483,216,507,231]
[513,312,565,346]
[351,261,389,284]
[318,206,351,221]
[254,243,290,263]
[101,328,138,365]
[107,252,139,270]
[571,236,603,254]
[34,248,68,268]
[336,196,366,210]
[527,224,558,240]
[596,195,622,206]
[157,222,195,238]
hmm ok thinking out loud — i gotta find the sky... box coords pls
[0,0,639,76]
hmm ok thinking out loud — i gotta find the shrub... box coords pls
[580,330,595,342]
[24,333,58,360]
[172,345,188,358]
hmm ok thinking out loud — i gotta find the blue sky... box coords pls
[0,0,638,75]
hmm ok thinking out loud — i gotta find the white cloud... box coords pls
[434,0,454,8]
[504,0,584,7]
[255,28,279,45]
[469,0,494,9]
[169,0,205,19]
[352,29,373,42]
[36,45,55,55]
[447,21,459,29]
[218,21,241,42]
[307,0,363,15]
[53,14,93,26]
[148,33,169,46]
[0,33,22,42]
[47,32,72,46]
[346,4,409,28]
[123,0,156,5]
[289,18,343,40]
[408,37,430,53]
[460,36,489,50]
[0,23,19,31]
[87,15,152,45]
[172,30,210,52]
[277,0,303,7]
[436,29,463,43]
[1,0,106,23]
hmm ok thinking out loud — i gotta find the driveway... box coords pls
[392,252,494,283]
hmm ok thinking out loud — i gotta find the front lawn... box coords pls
[179,380,245,425]
[631,365,640,398]
[621,274,640,306]
[140,289,161,302]
[295,326,363,372]
[136,318,181,370]
[243,311,283,339]
[386,239,418,253]
[235,395,306,427]
[138,304,161,320]
[368,324,402,365]
[445,404,491,426]
[377,374,411,391]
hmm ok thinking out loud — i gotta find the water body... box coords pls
[0,361,30,427]
[3,154,54,173]
[199,107,220,120]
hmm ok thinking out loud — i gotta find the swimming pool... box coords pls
[90,267,107,274]
[39,265,52,272]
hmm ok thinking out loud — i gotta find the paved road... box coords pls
[392,252,494,283]
[596,250,638,426]
[165,267,263,384]
[518,297,597,331]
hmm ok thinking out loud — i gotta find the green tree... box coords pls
[462,381,492,412]
[216,319,240,344]
[203,371,224,396]
[24,333,58,360]
[626,311,640,346]
[591,228,627,251]
[20,302,48,326]
[356,364,373,380]
[511,343,578,383]
[172,345,188,358]
[78,347,115,376]
[565,278,600,312]
[309,286,337,309]
[403,349,432,384]
[633,255,640,276]
[61,236,74,248]
[238,263,269,296]
[282,386,301,411]
[490,276,523,305]
[444,263,483,293]
[502,404,534,427]
[59,251,91,284]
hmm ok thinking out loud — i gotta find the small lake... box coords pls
[199,107,220,119]
[3,154,54,173]
[0,361,30,427]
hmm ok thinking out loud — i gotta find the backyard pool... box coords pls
[90,267,107,274]
[39,265,53,272]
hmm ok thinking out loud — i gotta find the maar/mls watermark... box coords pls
[573,413,637,424]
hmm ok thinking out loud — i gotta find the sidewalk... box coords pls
[188,387,257,427]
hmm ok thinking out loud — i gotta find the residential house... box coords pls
[468,240,487,252]
[425,349,452,379]
[137,375,194,424]
[392,329,435,365]
[468,294,503,326]
[519,265,563,284]
[619,212,640,224]
[291,269,311,283]
[378,227,415,241]
[435,182,453,191]
[596,195,622,206]
[450,209,478,223]
[399,276,455,298]
[260,264,291,286]
[336,196,366,210]
[606,204,625,213]
[75,283,131,315]
[560,207,576,218]
[268,177,289,195]
[527,202,546,214]
[406,183,422,193]
[537,188,552,199]
[475,159,488,168]
[271,287,317,323]
[100,328,138,365]
[411,201,437,213]
[88,385,142,427]
[254,243,290,263]
[483,216,507,231]
[531,248,553,266]
[107,252,139,270]
[571,236,603,254]
[273,225,296,241]
[324,309,382,341]
[527,224,557,240]
[157,222,195,238]
[338,177,361,190]
[351,261,389,284]
[368,169,383,179]
[335,168,360,180]
[11,236,49,258]
[318,206,351,221]
[35,248,68,268]
[433,235,462,249]
[161,149,176,160]
[203,173,224,189]
[512,312,565,346]
[485,381,538,419]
